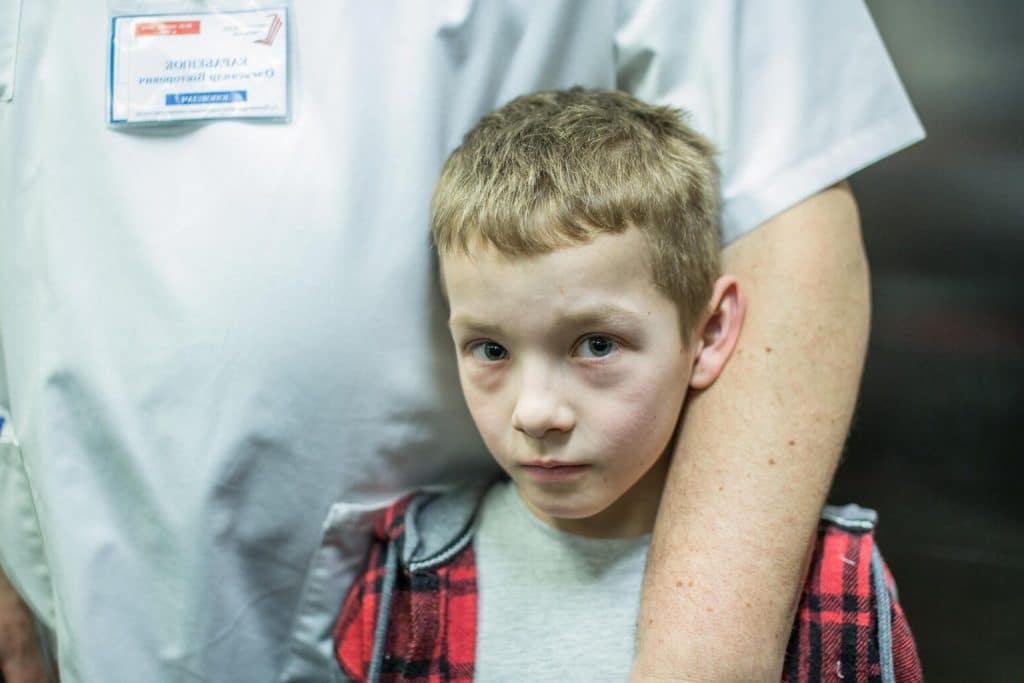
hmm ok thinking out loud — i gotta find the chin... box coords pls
[524,489,608,521]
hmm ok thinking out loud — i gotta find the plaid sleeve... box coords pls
[783,523,922,682]
[333,497,413,682]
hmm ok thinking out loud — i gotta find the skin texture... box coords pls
[444,227,745,539]
[630,182,869,682]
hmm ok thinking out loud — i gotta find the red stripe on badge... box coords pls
[136,20,200,37]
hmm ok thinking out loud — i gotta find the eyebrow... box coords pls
[560,304,646,327]
[447,316,504,336]
[449,304,645,333]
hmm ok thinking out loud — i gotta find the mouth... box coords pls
[519,461,590,482]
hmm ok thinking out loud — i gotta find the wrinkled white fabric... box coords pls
[0,1,922,681]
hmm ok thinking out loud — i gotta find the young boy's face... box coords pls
[444,228,699,538]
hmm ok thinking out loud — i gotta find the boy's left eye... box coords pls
[575,335,616,359]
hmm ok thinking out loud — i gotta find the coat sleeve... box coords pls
[613,0,924,243]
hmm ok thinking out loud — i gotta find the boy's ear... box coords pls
[689,276,746,390]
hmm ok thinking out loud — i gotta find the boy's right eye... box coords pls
[470,341,508,362]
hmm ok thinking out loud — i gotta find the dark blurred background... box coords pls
[830,2,1023,680]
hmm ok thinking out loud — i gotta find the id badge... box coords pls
[108,7,289,125]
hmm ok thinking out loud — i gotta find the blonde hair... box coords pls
[431,87,720,333]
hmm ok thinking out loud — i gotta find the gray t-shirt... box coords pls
[475,481,651,682]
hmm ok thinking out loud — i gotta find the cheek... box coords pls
[589,371,686,458]
[597,399,667,450]
[459,378,513,452]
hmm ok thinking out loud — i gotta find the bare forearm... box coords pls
[632,183,869,681]
[0,565,48,683]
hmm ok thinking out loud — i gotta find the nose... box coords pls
[511,368,575,439]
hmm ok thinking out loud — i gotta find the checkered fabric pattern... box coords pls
[334,495,477,682]
[335,497,920,682]
[783,522,922,682]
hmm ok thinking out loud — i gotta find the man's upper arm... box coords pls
[632,182,871,682]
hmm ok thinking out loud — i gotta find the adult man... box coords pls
[0,2,922,681]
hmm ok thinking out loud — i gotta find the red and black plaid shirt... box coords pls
[334,494,921,682]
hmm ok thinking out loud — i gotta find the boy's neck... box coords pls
[515,452,670,539]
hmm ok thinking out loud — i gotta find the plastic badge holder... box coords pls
[107,0,291,126]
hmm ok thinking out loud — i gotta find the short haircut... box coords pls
[432,87,720,333]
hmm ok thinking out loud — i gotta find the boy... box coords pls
[334,89,920,682]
